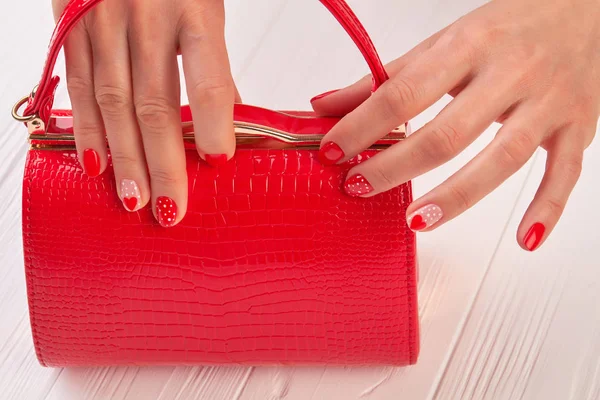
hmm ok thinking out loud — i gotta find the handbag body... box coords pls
[13,0,420,367]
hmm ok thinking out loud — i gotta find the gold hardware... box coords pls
[27,118,45,135]
[26,105,405,151]
[12,86,39,123]
[29,144,399,151]
[12,95,35,122]
[29,120,405,150]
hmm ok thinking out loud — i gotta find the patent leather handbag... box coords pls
[12,0,419,367]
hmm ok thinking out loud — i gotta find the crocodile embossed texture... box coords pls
[22,149,419,367]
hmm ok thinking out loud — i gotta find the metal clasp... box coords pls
[11,85,39,123]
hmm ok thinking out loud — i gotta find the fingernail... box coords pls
[83,149,101,177]
[310,89,339,103]
[407,204,443,231]
[204,154,228,167]
[524,222,545,251]
[318,142,345,165]
[120,179,142,212]
[344,174,374,197]
[156,196,178,228]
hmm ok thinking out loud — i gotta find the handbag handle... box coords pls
[16,0,390,123]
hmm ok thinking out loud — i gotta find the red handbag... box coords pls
[12,0,419,366]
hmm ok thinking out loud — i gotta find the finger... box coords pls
[130,3,187,227]
[311,26,449,117]
[403,105,551,232]
[517,127,585,251]
[179,2,236,166]
[341,72,515,197]
[63,16,106,177]
[234,84,242,103]
[318,34,474,165]
[89,2,150,212]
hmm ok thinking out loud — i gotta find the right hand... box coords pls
[53,0,240,227]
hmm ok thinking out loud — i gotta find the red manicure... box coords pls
[344,174,374,197]
[123,198,138,212]
[156,196,178,228]
[205,154,228,167]
[83,149,101,177]
[310,89,339,103]
[409,215,427,231]
[407,204,444,231]
[524,222,545,251]
[120,179,142,212]
[318,142,345,165]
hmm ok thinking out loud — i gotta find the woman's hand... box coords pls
[53,0,239,227]
[313,0,600,251]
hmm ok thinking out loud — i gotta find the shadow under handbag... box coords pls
[12,0,419,367]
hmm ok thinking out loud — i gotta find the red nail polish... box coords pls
[205,154,228,167]
[123,198,138,212]
[120,179,142,212]
[83,149,101,177]
[156,196,178,228]
[318,142,345,165]
[524,222,545,251]
[407,204,444,231]
[344,174,374,197]
[310,89,339,103]
[409,215,427,231]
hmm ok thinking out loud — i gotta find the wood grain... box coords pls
[1,0,599,399]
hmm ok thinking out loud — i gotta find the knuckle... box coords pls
[447,184,472,210]
[441,21,489,58]
[439,18,513,66]
[497,130,537,167]
[135,96,175,130]
[460,19,501,48]
[381,75,422,118]
[544,197,565,219]
[428,123,463,159]
[149,167,185,187]
[95,85,131,116]
[110,150,139,169]
[67,75,94,99]
[190,76,234,106]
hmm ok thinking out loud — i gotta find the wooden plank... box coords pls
[434,135,600,400]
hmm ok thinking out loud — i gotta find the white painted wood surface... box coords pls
[1,0,599,399]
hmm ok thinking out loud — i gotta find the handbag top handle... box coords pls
[16,0,390,124]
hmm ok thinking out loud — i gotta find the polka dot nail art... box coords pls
[120,179,142,212]
[156,196,178,228]
[408,204,443,231]
[344,174,374,197]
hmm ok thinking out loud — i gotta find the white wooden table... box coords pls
[1,1,599,399]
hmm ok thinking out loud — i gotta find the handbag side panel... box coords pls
[22,148,419,366]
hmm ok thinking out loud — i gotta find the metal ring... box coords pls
[12,96,35,123]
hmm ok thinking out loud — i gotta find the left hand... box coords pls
[312,0,600,251]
